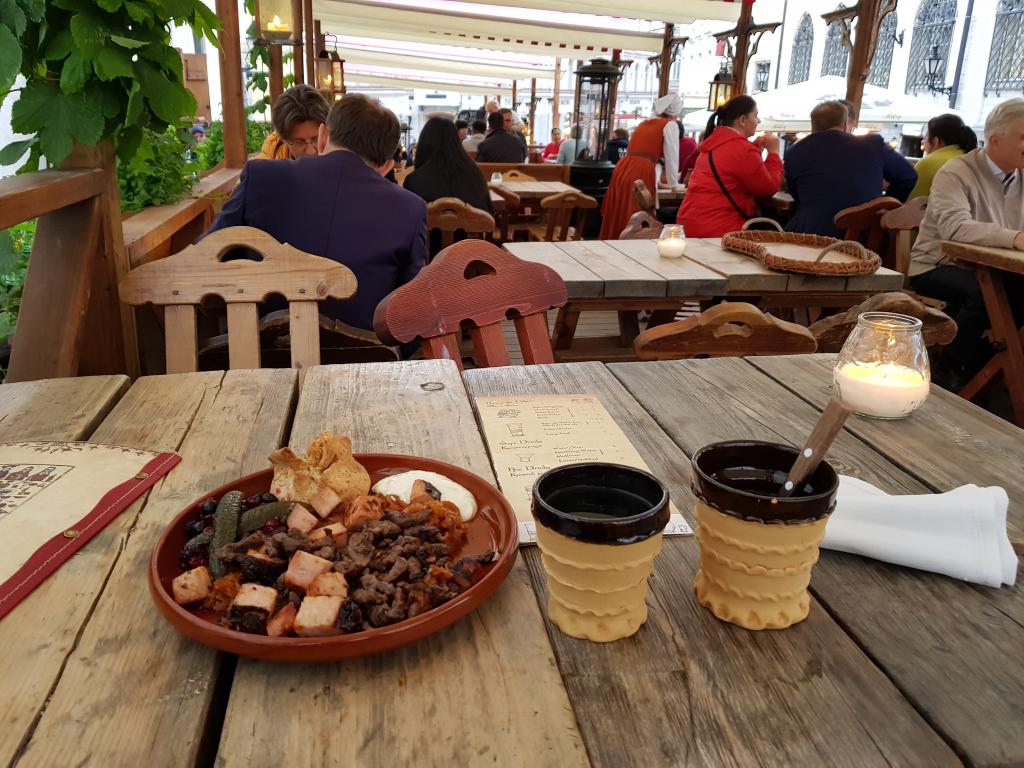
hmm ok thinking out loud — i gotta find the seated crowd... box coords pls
[201,83,1024,395]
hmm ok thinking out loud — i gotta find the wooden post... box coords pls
[733,1,753,96]
[304,0,316,87]
[608,49,622,120]
[528,77,537,142]
[845,0,892,111]
[291,0,304,84]
[215,0,246,168]
[512,81,518,111]
[269,46,284,104]
[658,24,673,96]
[553,58,561,129]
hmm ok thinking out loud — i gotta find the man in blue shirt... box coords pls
[784,101,917,237]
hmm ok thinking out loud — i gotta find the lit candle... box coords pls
[657,225,687,259]
[267,14,289,32]
[833,362,930,419]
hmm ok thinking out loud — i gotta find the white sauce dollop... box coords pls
[371,471,478,522]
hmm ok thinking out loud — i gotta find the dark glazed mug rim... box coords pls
[531,462,670,545]
[691,440,838,524]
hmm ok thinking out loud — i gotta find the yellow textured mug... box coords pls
[691,441,838,630]
[532,463,669,642]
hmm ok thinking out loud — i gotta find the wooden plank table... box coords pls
[505,239,905,360]
[2,358,1020,767]
[941,240,1024,426]
[657,186,795,214]
[490,180,577,205]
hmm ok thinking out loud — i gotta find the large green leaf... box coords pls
[20,0,45,22]
[0,0,26,37]
[124,81,143,125]
[43,29,73,60]
[0,25,20,94]
[69,12,104,57]
[159,0,195,18]
[11,81,104,165]
[135,59,192,124]
[0,138,33,166]
[59,50,89,93]
[124,1,152,22]
[97,0,123,11]
[109,34,147,49]
[94,46,133,80]
[115,123,142,162]
[0,230,18,275]
[192,1,220,44]
[95,81,124,117]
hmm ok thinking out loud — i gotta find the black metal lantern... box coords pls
[253,0,299,45]
[924,44,953,96]
[317,46,345,101]
[708,61,735,111]
[571,58,622,167]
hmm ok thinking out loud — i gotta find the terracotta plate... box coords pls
[149,454,518,661]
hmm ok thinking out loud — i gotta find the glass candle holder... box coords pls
[656,225,687,259]
[489,172,503,184]
[833,312,930,419]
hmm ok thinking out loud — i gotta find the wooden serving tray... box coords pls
[722,219,881,276]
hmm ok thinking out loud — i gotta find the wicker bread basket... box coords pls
[721,218,881,276]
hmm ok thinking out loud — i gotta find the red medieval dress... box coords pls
[599,116,671,240]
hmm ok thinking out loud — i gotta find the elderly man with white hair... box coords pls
[599,93,683,239]
[909,97,1024,389]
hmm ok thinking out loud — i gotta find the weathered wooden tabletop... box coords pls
[2,356,1021,768]
[490,180,577,201]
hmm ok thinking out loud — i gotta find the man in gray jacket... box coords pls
[910,98,1024,386]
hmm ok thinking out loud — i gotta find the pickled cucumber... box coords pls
[238,501,292,535]
[209,490,243,579]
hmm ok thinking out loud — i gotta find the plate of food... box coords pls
[149,433,518,661]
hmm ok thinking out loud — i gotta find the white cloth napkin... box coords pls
[822,476,1018,588]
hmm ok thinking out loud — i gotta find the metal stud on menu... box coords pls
[474,395,692,544]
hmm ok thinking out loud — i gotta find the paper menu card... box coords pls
[474,394,693,544]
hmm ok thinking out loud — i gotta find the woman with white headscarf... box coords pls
[599,93,682,239]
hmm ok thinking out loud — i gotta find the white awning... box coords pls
[315,0,665,54]
[450,0,743,24]
[346,71,513,96]
[337,46,554,81]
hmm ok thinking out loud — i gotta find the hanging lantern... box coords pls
[253,0,299,45]
[317,46,335,95]
[571,58,622,167]
[333,53,346,100]
[708,61,735,111]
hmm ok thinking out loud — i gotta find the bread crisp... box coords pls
[268,433,371,507]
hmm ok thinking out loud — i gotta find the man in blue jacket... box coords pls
[784,101,917,237]
[206,94,427,331]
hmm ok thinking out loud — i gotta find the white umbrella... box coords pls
[683,76,958,133]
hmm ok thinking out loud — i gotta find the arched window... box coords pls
[789,13,814,84]
[868,11,897,87]
[985,0,1024,93]
[905,0,958,94]
[821,21,848,77]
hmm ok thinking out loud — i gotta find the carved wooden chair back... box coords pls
[833,196,902,267]
[426,197,496,253]
[632,179,657,216]
[619,211,664,240]
[880,196,928,278]
[809,291,956,352]
[633,302,818,360]
[119,226,357,373]
[374,239,568,371]
[534,190,599,242]
[488,186,522,244]
[503,169,536,181]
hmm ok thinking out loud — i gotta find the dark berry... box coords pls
[201,498,217,514]
[202,513,215,527]
[185,519,206,537]
[244,494,263,509]
[187,555,207,569]
[261,492,277,503]
[260,519,284,534]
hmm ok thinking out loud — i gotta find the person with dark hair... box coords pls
[909,114,979,199]
[783,100,917,237]
[462,119,487,154]
[676,95,783,238]
[206,94,427,331]
[599,94,682,239]
[837,98,858,132]
[542,127,562,162]
[404,117,492,254]
[476,110,527,162]
[606,127,630,164]
[259,84,330,160]
[455,119,469,142]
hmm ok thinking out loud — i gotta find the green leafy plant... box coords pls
[118,127,198,212]
[195,119,272,170]
[0,0,220,171]
[0,220,36,346]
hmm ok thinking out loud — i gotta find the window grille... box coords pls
[821,21,849,77]
[905,0,957,94]
[985,0,1024,94]
[868,11,897,87]
[789,13,814,84]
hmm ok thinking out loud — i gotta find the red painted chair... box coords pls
[374,239,568,370]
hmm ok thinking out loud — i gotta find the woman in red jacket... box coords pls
[678,95,783,237]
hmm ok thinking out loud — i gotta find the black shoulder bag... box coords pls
[708,150,755,220]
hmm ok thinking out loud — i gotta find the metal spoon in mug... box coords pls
[778,399,852,498]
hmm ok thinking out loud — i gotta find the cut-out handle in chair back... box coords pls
[374,239,567,370]
[620,210,664,240]
[809,291,955,352]
[118,226,357,373]
[633,302,817,360]
[426,197,496,254]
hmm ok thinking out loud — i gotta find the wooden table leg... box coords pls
[617,310,641,347]
[976,266,1024,425]
[552,305,580,350]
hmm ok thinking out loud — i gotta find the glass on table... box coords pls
[656,225,687,258]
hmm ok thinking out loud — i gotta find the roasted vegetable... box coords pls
[179,529,213,569]
[209,490,243,579]
[238,501,292,536]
